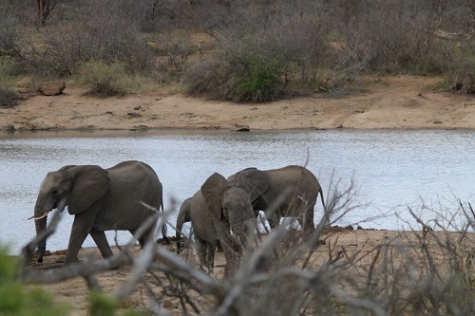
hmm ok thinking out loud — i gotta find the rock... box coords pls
[37,81,65,96]
[230,123,250,132]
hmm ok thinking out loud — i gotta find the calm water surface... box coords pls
[1,129,474,254]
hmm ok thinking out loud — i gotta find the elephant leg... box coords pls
[90,230,113,259]
[207,243,217,275]
[196,239,212,274]
[65,213,96,263]
[266,210,280,229]
[301,204,316,233]
[129,226,154,248]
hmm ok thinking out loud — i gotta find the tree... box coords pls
[37,0,58,24]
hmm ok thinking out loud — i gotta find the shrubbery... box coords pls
[0,246,69,315]
[183,55,284,102]
[0,87,21,108]
[3,0,475,99]
[78,60,132,97]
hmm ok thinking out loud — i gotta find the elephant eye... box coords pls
[222,207,230,217]
[52,188,58,196]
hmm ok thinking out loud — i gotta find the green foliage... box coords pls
[0,58,29,77]
[183,55,283,102]
[0,246,69,316]
[89,291,116,316]
[232,56,283,102]
[78,60,131,97]
[89,291,146,316]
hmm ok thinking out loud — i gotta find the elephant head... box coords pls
[32,165,109,262]
[175,197,192,254]
[227,167,271,216]
[199,172,254,277]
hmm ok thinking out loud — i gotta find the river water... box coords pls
[1,129,474,254]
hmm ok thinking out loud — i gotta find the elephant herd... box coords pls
[29,160,325,278]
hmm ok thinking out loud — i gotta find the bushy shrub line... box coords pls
[3,0,475,99]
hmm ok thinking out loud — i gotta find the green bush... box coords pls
[183,55,283,102]
[0,246,69,316]
[78,60,130,97]
[89,291,145,316]
[232,56,283,102]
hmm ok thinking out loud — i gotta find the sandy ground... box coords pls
[2,76,475,132]
[27,228,411,315]
[13,76,475,314]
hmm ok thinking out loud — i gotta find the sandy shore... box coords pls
[2,76,475,132]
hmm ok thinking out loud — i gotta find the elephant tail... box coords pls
[160,201,170,244]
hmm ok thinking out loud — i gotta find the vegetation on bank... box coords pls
[2,0,475,102]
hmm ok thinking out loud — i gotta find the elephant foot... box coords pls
[63,257,80,265]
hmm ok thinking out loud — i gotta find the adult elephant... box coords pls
[175,197,192,254]
[30,160,168,264]
[191,172,254,278]
[227,165,325,233]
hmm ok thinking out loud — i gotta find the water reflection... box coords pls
[1,129,474,254]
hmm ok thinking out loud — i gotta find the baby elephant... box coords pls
[191,172,255,278]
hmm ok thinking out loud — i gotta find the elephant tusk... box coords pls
[27,212,50,221]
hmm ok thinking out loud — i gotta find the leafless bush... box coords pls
[333,0,448,75]
[0,3,23,61]
[19,176,475,315]
[19,0,155,80]
[79,0,154,71]
[185,0,332,97]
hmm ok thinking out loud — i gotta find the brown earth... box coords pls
[15,76,475,315]
[2,76,475,132]
[28,228,412,316]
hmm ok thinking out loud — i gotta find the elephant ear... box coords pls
[65,165,109,214]
[236,168,270,203]
[201,172,229,221]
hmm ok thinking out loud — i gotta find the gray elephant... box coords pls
[175,197,192,254]
[31,160,168,264]
[227,165,325,233]
[191,172,254,278]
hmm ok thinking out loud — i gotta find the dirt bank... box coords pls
[2,76,475,132]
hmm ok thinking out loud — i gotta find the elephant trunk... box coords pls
[34,213,47,263]
[175,212,186,254]
[229,216,249,250]
[232,224,247,248]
